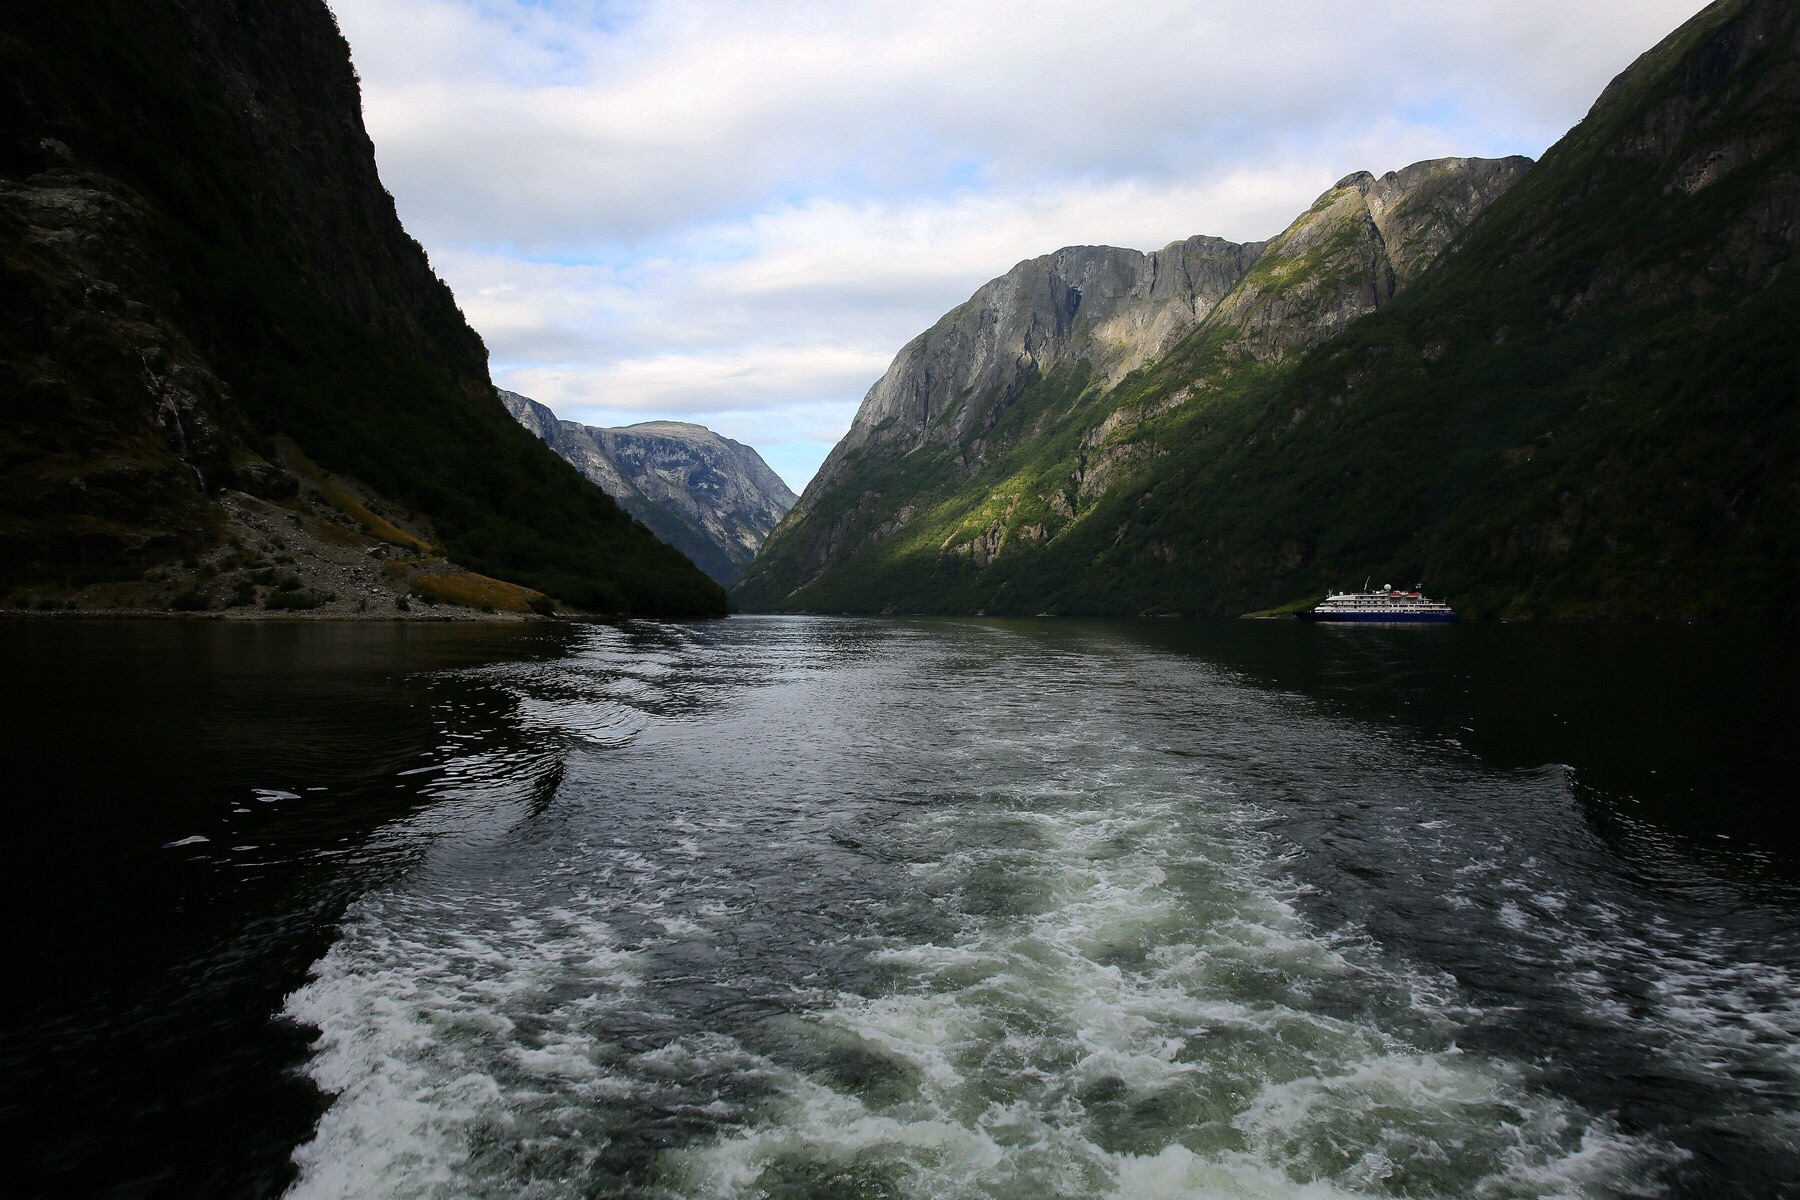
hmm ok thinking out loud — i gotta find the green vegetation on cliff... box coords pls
[737,0,1795,621]
[0,2,725,616]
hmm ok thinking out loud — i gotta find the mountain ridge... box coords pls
[501,391,796,585]
[736,0,1794,621]
[738,153,1532,612]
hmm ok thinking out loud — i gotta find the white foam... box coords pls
[283,889,644,1200]
[1111,1143,1371,1200]
[665,755,1664,1200]
[281,625,1714,1198]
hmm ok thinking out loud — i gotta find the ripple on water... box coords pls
[663,774,1681,1200]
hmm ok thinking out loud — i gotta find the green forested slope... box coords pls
[1081,0,1798,620]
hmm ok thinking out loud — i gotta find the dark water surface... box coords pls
[2,617,1794,1198]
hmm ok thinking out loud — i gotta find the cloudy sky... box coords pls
[328,0,1708,491]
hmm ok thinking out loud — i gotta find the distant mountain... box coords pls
[0,2,725,617]
[502,392,796,585]
[737,0,1795,621]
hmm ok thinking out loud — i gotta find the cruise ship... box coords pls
[1296,583,1459,623]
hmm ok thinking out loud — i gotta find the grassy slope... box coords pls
[742,0,1794,621]
[0,3,725,616]
[736,360,1104,611]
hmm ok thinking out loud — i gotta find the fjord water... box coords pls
[3,619,1795,1198]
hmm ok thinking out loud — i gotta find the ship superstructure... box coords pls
[1296,584,1458,623]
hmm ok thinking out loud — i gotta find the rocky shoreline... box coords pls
[0,604,537,622]
[5,471,575,623]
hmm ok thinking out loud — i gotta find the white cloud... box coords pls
[444,170,1347,453]
[501,345,890,415]
[329,0,1710,489]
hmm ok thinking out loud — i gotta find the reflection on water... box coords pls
[1141,621,1797,853]
[1,620,577,1198]
[2,617,1795,1199]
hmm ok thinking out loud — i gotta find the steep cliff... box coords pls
[736,155,1528,611]
[501,391,796,585]
[0,1,725,616]
[808,238,1263,497]
[1207,157,1532,359]
[738,0,1794,621]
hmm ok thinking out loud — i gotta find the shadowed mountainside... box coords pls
[0,1,725,616]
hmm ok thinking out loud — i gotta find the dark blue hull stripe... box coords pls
[1297,611,1459,623]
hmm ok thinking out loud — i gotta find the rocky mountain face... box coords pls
[1207,157,1533,360]
[0,1,725,616]
[814,238,1263,485]
[501,392,796,585]
[738,0,1794,621]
